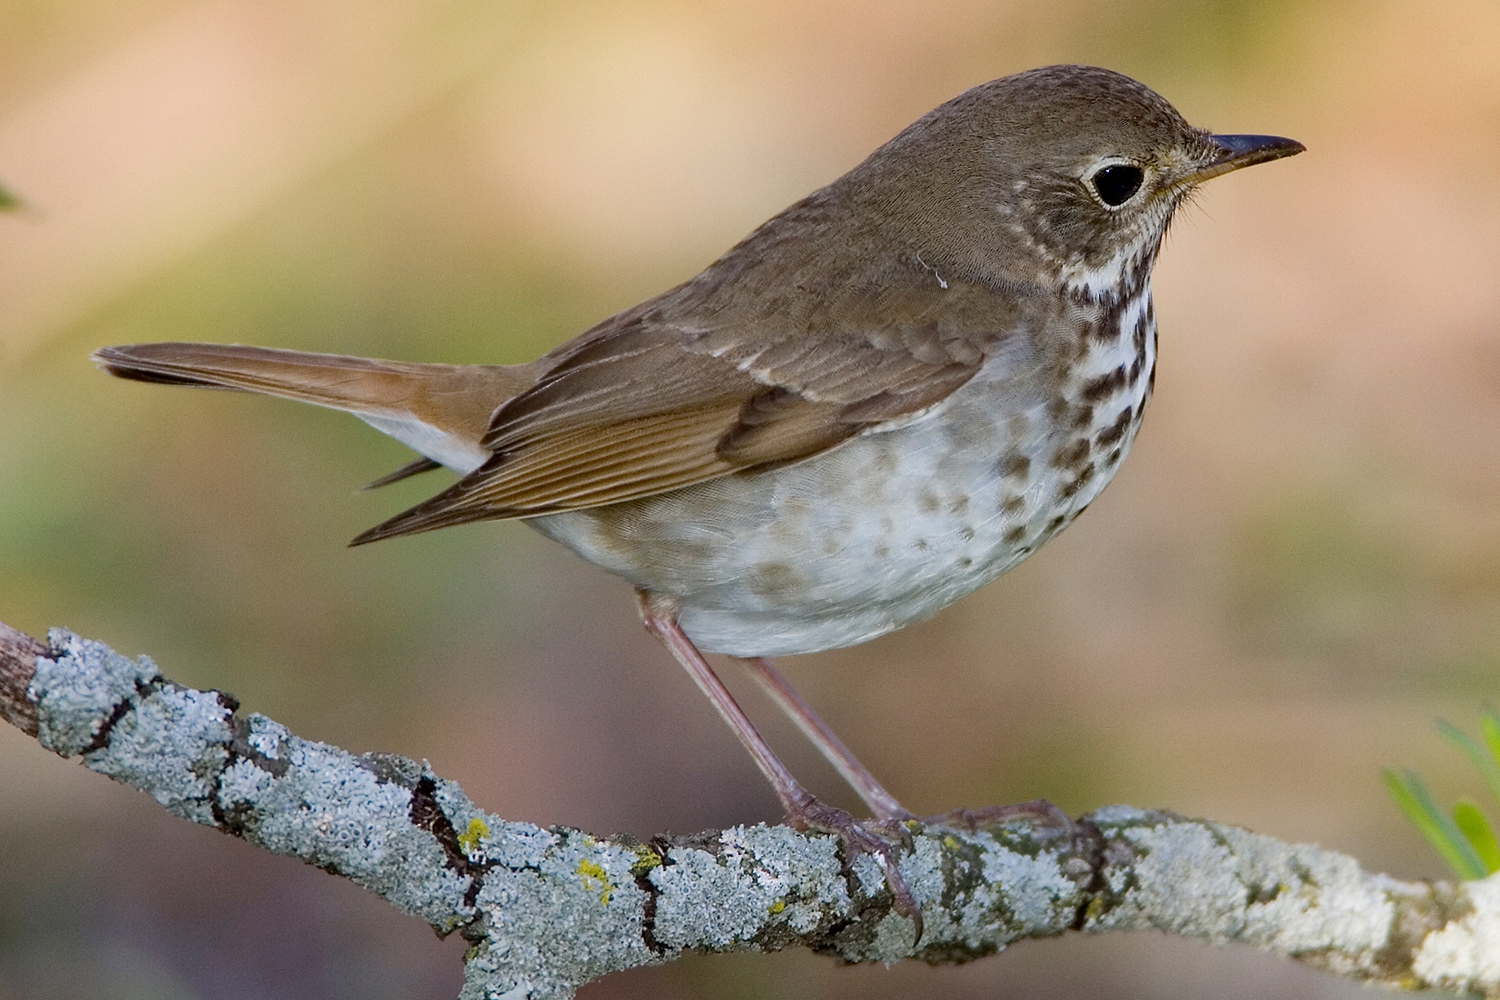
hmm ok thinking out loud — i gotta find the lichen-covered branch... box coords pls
[1,620,1497,1000]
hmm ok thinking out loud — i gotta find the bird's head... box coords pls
[853,65,1304,300]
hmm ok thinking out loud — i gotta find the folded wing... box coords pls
[353,270,1022,543]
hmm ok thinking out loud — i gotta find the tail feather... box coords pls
[93,341,540,482]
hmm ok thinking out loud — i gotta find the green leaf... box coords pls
[1438,718,1500,806]
[1452,800,1500,874]
[1482,709,1500,790]
[1384,768,1488,879]
[0,182,17,211]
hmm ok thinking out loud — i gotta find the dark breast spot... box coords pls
[1081,365,1127,403]
[1096,301,1125,344]
[1132,309,1150,351]
[1095,407,1134,447]
[749,562,799,597]
[1058,463,1096,501]
[1003,525,1027,545]
[1000,454,1031,480]
[1050,438,1091,471]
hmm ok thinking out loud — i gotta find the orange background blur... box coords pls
[2,1,1498,997]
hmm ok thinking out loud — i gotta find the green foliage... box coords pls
[1386,709,1500,880]
[0,181,18,210]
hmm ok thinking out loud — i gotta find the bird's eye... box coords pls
[1090,164,1144,206]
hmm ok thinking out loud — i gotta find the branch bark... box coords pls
[2,618,1497,999]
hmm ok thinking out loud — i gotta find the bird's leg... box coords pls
[636,594,809,816]
[742,659,1077,847]
[738,656,911,823]
[636,592,920,925]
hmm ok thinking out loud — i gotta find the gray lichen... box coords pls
[651,825,851,951]
[216,715,472,929]
[31,629,162,757]
[461,828,659,1000]
[88,683,233,825]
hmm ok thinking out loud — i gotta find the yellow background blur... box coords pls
[2,1,1498,997]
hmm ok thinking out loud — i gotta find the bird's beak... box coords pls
[1187,134,1305,183]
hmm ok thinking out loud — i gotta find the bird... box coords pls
[94,64,1303,915]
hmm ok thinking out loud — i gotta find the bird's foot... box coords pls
[786,794,922,936]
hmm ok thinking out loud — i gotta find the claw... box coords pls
[789,796,923,941]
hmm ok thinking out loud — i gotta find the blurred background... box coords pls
[1,0,1497,996]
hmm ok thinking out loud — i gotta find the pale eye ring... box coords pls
[1088,163,1145,207]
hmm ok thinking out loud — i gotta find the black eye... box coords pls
[1091,164,1144,206]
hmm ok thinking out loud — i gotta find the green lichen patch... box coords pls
[628,844,662,877]
[458,818,491,861]
[577,858,614,904]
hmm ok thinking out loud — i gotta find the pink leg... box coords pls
[740,656,910,822]
[636,592,920,924]
[635,594,815,817]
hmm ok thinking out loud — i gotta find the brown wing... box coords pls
[351,262,1023,544]
[351,179,1032,545]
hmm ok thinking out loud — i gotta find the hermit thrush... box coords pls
[95,65,1301,913]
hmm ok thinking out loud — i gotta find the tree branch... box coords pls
[2,619,1496,999]
[0,619,44,736]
